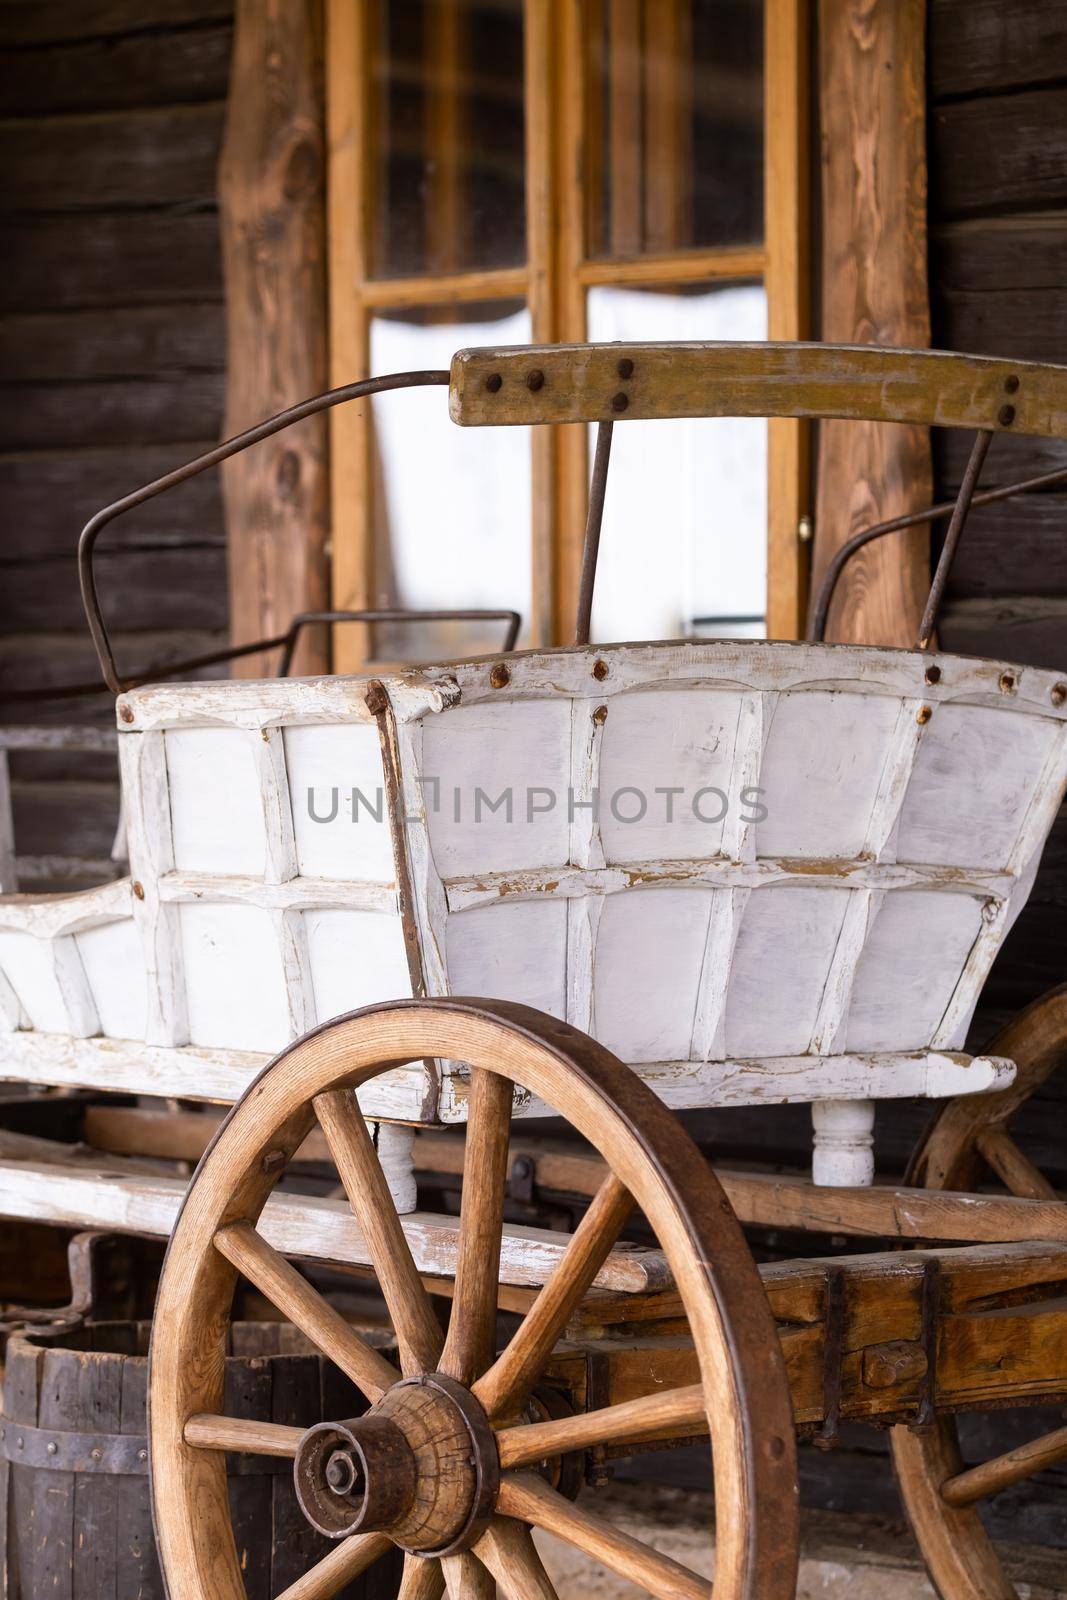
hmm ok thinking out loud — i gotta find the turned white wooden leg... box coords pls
[376,1121,419,1214]
[811,1099,875,1187]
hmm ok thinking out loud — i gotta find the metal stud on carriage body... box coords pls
[1,341,1066,1600]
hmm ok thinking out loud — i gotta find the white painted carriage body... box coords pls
[2,637,1065,1187]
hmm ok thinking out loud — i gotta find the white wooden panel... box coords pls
[120,731,188,1045]
[0,961,26,1030]
[179,902,291,1054]
[166,727,266,875]
[845,890,986,1052]
[756,691,903,860]
[445,899,567,1018]
[305,907,413,1022]
[75,919,147,1041]
[0,930,71,1033]
[724,887,851,1057]
[593,888,711,1063]
[896,704,1061,869]
[598,689,740,862]
[255,727,299,884]
[285,723,395,882]
[421,699,572,875]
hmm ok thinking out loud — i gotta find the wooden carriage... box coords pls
[1,342,1066,1600]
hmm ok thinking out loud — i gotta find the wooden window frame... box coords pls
[326,0,810,672]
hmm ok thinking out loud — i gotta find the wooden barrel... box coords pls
[1,1320,403,1598]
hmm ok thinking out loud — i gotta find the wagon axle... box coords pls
[294,1372,500,1553]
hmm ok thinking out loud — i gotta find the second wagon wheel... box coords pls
[149,999,798,1600]
[891,983,1067,1600]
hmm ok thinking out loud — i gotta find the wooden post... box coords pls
[219,0,330,678]
[812,0,932,645]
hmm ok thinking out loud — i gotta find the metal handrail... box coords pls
[78,371,450,693]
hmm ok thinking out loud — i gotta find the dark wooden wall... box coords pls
[0,0,233,870]
[930,0,1067,1030]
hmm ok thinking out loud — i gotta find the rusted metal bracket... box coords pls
[0,1230,110,1341]
[911,1257,943,1432]
[813,1264,847,1450]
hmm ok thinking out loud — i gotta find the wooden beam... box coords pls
[219,0,330,678]
[812,0,932,645]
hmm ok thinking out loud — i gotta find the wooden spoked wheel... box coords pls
[891,984,1067,1600]
[149,999,798,1600]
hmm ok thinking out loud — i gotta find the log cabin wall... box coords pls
[929,0,1067,1035]
[0,1,233,881]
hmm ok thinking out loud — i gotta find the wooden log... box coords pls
[0,549,229,634]
[0,444,225,562]
[0,305,226,385]
[0,103,225,212]
[219,0,329,678]
[811,0,932,647]
[931,88,1067,222]
[0,212,223,313]
[928,0,1067,98]
[0,22,232,115]
[0,1,232,47]
[0,373,226,452]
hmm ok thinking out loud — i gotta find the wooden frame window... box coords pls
[327,0,809,670]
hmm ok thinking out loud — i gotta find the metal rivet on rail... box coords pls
[490,663,511,689]
[999,671,1016,694]
[118,703,135,724]
[998,404,1016,427]
[924,665,941,685]
[611,392,629,413]
[132,881,145,900]
[916,705,933,725]
[1051,683,1067,708]
[1004,374,1020,394]
[526,369,544,392]
[46,1441,57,1455]
[90,1447,102,1462]
[592,704,609,724]
[617,358,634,379]
[485,373,502,393]
[592,659,609,681]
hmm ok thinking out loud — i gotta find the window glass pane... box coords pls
[586,282,767,644]
[372,0,526,278]
[587,0,763,258]
[368,302,532,661]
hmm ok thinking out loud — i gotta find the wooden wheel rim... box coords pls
[149,998,798,1600]
[891,984,1067,1600]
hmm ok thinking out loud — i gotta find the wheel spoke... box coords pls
[975,1124,1058,1201]
[496,1383,706,1470]
[474,1173,632,1420]
[397,1553,445,1600]
[275,1531,392,1600]
[475,1517,560,1599]
[183,1413,303,1457]
[441,1550,495,1599]
[315,1089,443,1375]
[439,1066,514,1384]
[941,1422,1067,1507]
[497,1472,709,1600]
[213,1220,400,1400]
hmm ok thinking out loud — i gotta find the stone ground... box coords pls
[532,1482,1067,1598]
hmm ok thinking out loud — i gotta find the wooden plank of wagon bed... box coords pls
[0,1159,671,1294]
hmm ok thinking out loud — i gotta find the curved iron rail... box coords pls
[78,370,451,693]
[810,457,1067,645]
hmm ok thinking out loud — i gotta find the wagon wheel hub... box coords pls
[294,1372,500,1556]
